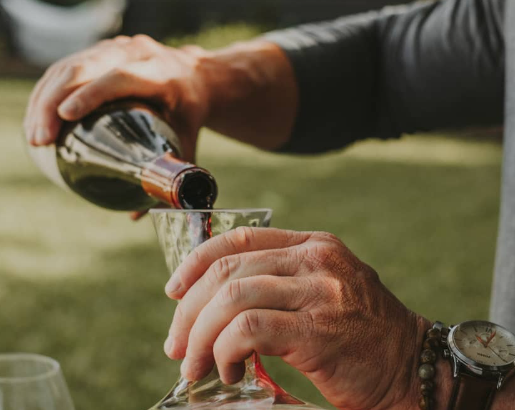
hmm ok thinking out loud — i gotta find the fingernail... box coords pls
[164,336,174,355]
[35,128,48,145]
[166,278,182,295]
[59,99,80,117]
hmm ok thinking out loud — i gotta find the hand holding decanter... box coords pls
[163,226,431,410]
[150,209,327,410]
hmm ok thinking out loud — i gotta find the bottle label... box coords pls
[26,143,69,191]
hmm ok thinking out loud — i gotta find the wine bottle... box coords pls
[26,101,218,211]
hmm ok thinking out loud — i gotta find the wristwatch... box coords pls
[436,321,515,410]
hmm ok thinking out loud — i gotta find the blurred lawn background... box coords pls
[0,24,504,410]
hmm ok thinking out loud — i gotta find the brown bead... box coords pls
[418,395,433,410]
[426,328,441,340]
[420,380,434,393]
[423,338,440,350]
[420,349,437,364]
[418,364,435,380]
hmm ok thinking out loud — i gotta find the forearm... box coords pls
[377,0,505,135]
[264,0,505,154]
[200,40,298,151]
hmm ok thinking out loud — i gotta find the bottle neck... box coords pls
[141,153,217,209]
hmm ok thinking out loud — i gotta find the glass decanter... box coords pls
[149,209,325,410]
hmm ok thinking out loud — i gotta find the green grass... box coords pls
[0,29,504,410]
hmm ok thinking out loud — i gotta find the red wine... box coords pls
[187,212,213,249]
[27,101,217,211]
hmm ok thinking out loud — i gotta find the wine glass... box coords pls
[149,209,325,410]
[0,353,75,410]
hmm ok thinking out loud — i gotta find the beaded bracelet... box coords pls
[418,324,442,410]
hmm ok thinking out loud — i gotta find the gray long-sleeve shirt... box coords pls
[265,0,515,331]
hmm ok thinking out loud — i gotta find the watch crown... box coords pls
[443,349,451,359]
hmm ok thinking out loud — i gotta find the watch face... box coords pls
[449,321,515,369]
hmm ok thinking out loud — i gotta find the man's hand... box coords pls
[24,35,214,161]
[24,35,298,159]
[163,227,429,410]
[24,35,298,219]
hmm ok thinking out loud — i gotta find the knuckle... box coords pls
[307,308,339,340]
[182,46,208,69]
[273,313,305,338]
[217,279,244,307]
[311,231,342,246]
[66,62,84,77]
[208,256,235,284]
[61,63,85,84]
[314,244,337,263]
[113,35,130,43]
[295,313,313,336]
[107,67,137,85]
[324,276,344,299]
[287,245,309,266]
[132,34,157,48]
[305,241,344,271]
[109,66,130,80]
[235,311,260,338]
[305,244,332,268]
[301,277,332,306]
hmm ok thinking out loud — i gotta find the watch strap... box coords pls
[448,372,497,410]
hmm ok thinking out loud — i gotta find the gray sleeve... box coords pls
[264,0,505,154]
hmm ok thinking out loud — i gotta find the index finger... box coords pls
[166,227,312,298]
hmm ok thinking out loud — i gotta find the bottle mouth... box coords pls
[177,171,218,210]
